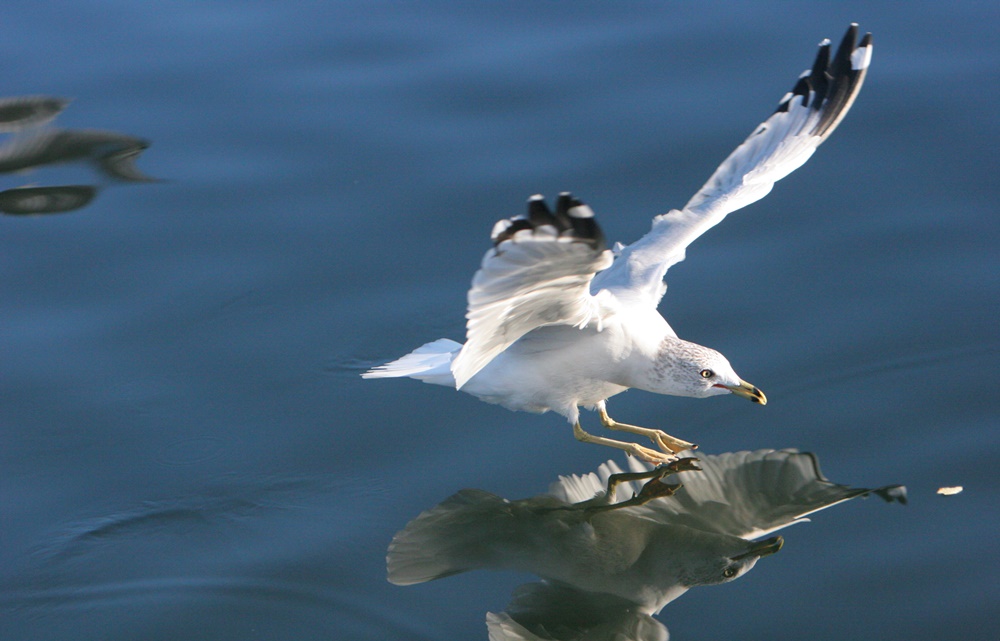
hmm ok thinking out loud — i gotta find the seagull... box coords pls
[364,25,872,464]
[387,449,905,640]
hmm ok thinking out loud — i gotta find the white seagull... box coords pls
[364,25,873,464]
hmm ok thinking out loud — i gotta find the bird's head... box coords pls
[674,531,784,587]
[651,338,766,405]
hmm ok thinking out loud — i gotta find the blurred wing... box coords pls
[487,581,668,641]
[0,95,70,132]
[592,24,872,308]
[598,450,903,539]
[387,488,576,586]
[98,144,157,182]
[452,193,614,389]
[387,489,510,585]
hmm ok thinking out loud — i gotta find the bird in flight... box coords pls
[365,24,872,464]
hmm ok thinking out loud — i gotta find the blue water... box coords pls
[2,3,997,640]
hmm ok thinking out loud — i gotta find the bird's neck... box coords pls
[615,311,677,391]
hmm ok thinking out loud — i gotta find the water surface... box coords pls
[2,3,997,640]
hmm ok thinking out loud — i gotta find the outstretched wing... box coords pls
[592,24,872,308]
[451,193,614,389]
[582,450,904,539]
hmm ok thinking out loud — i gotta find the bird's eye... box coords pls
[723,566,738,579]
[700,369,714,379]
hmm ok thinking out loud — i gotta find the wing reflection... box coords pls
[0,128,156,180]
[388,449,904,641]
[0,95,155,215]
[0,185,97,214]
[0,95,70,132]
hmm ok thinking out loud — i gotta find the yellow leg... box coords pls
[584,458,703,514]
[573,422,677,465]
[598,406,697,454]
[604,457,702,501]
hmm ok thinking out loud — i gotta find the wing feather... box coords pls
[592,24,872,308]
[582,450,903,539]
[452,194,614,389]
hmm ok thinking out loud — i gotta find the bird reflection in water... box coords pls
[388,449,905,641]
[0,95,155,216]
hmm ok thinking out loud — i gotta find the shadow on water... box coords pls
[387,449,905,641]
[0,95,155,215]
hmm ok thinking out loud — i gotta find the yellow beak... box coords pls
[732,535,784,560]
[724,379,767,405]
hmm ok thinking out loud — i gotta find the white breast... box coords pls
[459,318,660,423]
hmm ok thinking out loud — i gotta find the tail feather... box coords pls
[362,338,461,386]
[386,489,511,586]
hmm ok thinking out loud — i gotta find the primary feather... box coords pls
[592,24,872,309]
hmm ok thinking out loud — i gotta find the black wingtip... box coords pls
[553,192,574,227]
[772,23,871,136]
[830,23,859,76]
[492,218,533,246]
[564,197,605,250]
[841,23,860,47]
[807,41,831,107]
[810,39,831,77]
[527,194,555,226]
[493,192,606,250]
[779,76,812,113]
[566,200,592,219]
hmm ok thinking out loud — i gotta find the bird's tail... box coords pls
[387,489,511,585]
[361,338,461,387]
